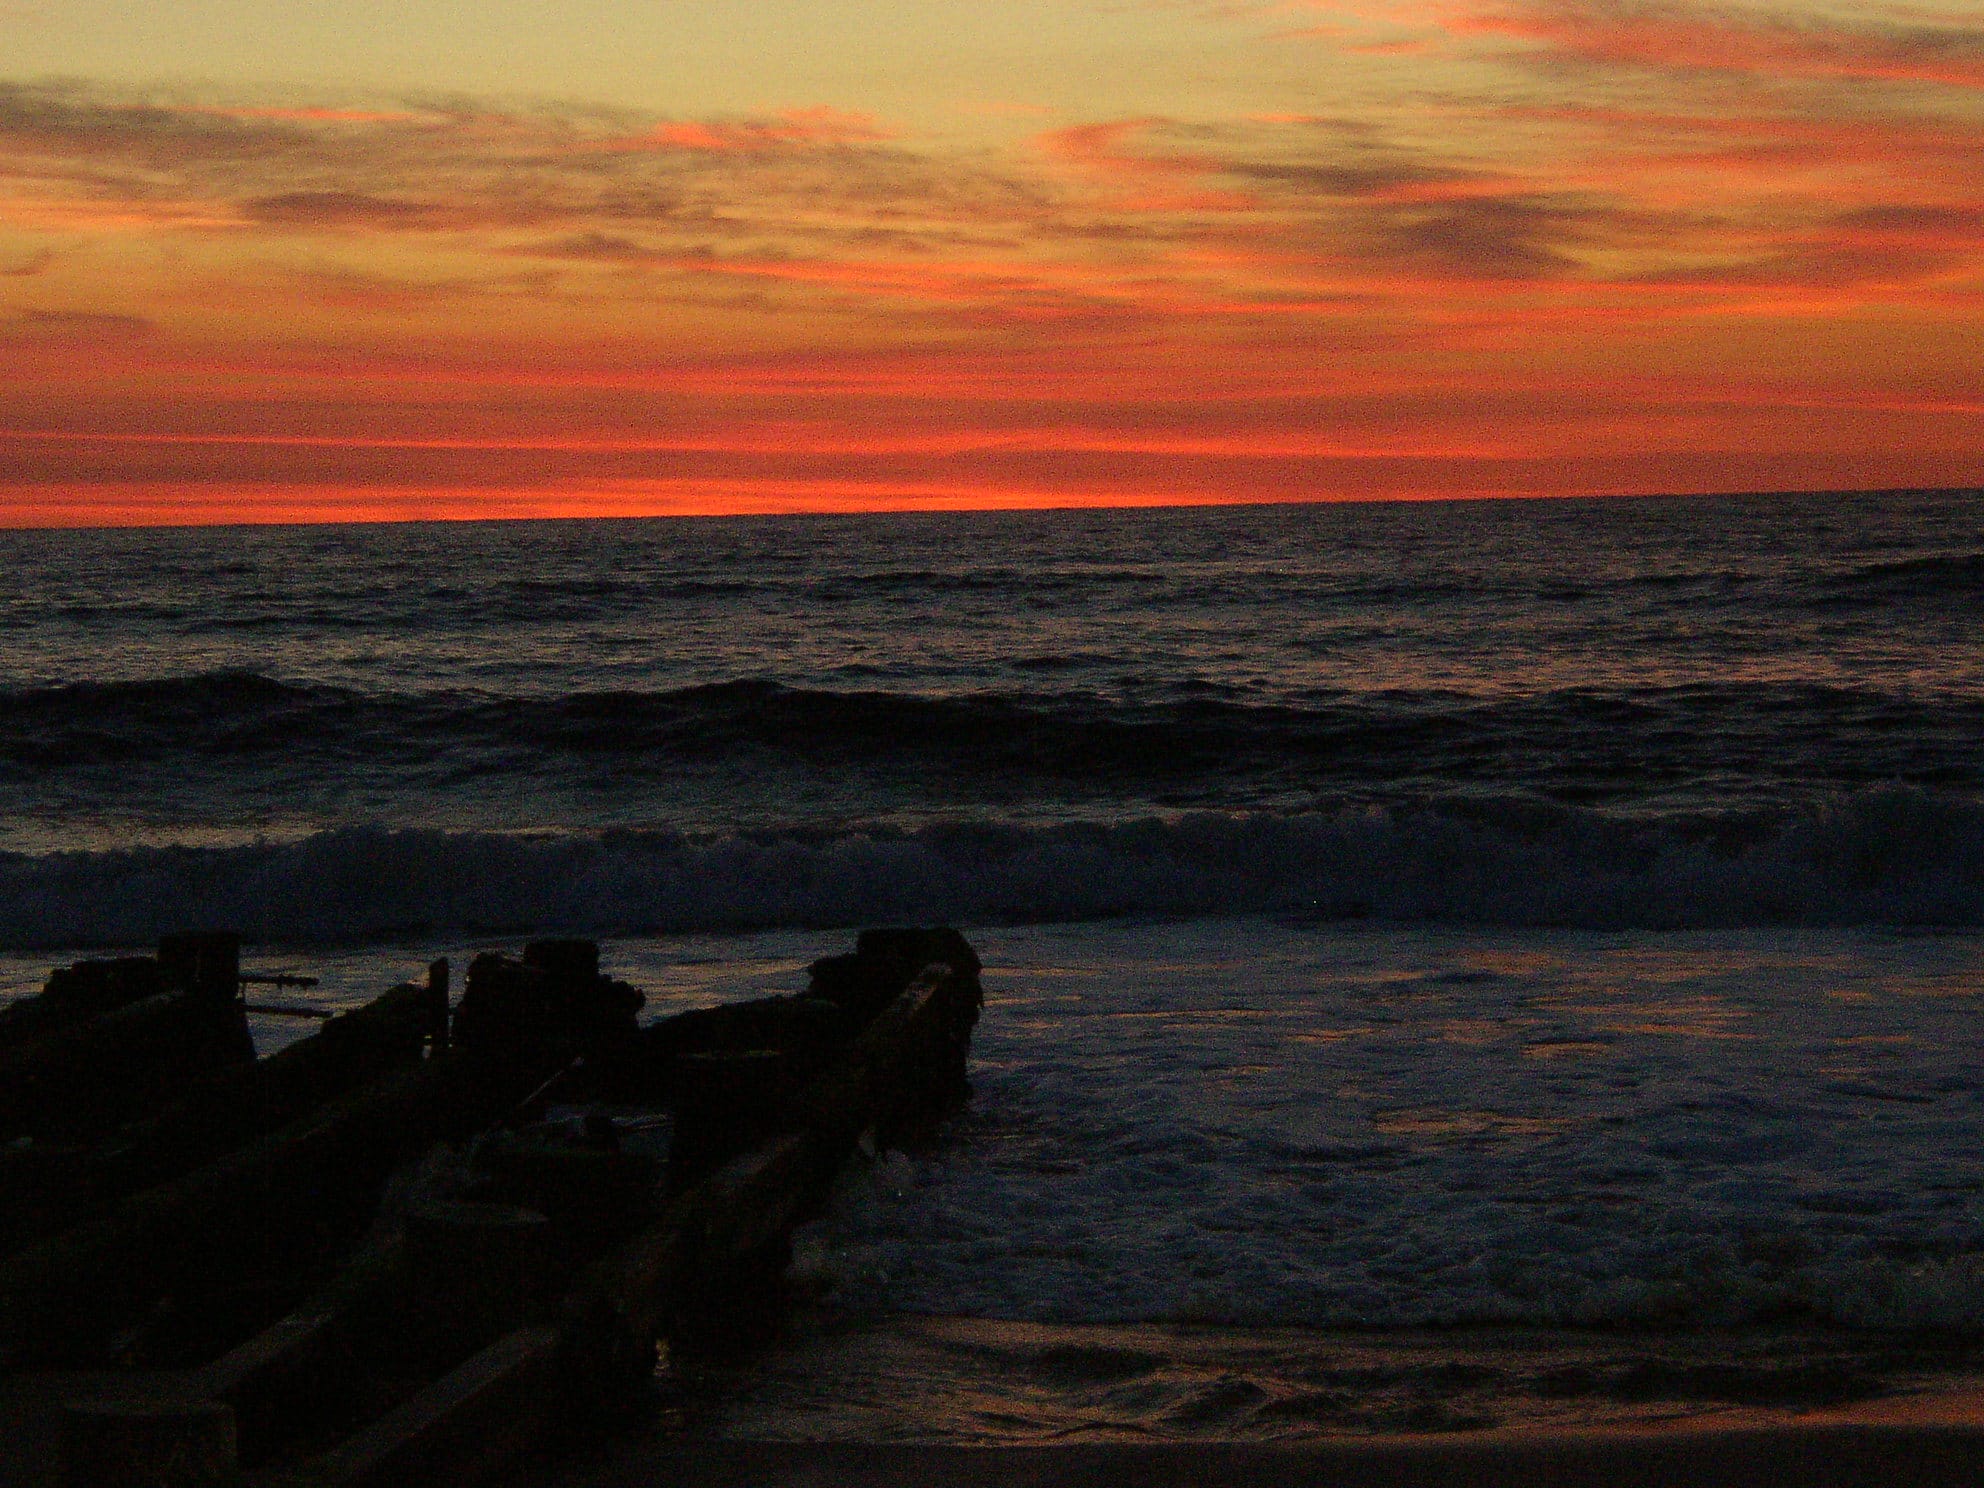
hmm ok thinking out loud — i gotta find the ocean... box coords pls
[5,489,1984,1435]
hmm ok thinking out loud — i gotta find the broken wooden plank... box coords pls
[278,1326,564,1488]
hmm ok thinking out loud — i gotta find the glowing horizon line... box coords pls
[0,427,1524,460]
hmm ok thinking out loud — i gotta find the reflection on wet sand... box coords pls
[678,1315,1984,1446]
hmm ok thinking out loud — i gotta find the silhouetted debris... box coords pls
[452,941,643,1067]
[0,956,164,1050]
[1,925,984,1488]
[0,936,254,1146]
[0,972,442,1256]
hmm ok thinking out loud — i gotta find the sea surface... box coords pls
[3,489,1983,940]
[5,490,1984,1424]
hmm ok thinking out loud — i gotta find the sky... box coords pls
[2,0,1981,524]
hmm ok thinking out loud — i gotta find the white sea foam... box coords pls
[807,918,1984,1330]
[1,788,1980,949]
[7,912,1979,1331]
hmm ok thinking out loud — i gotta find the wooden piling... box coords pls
[1,926,985,1487]
[156,931,257,1066]
[562,940,983,1382]
[425,958,450,1053]
[0,988,256,1145]
[0,934,258,1145]
[0,1043,558,1367]
[156,931,241,1004]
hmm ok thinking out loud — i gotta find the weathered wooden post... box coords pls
[666,1049,794,1194]
[156,931,238,1000]
[157,930,257,1067]
[522,938,599,983]
[425,958,451,1054]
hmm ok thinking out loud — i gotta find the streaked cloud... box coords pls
[1,248,54,276]
[1438,0,1984,89]
[595,106,897,154]
[9,307,151,337]
[2,0,1981,524]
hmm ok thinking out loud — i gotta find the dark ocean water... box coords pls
[2,489,1981,947]
[11,491,1984,1351]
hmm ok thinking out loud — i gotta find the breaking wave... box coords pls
[1816,550,1984,604]
[3,787,1980,949]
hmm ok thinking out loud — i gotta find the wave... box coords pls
[6,672,1981,787]
[2,788,1980,949]
[1812,550,1984,605]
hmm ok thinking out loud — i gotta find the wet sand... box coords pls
[505,1318,1984,1488]
[511,1411,1984,1488]
[8,1324,1984,1486]
[670,1316,1984,1444]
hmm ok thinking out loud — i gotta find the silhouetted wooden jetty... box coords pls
[0,927,983,1486]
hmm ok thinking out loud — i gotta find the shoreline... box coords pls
[12,1338,1984,1488]
[508,1397,1984,1488]
[668,1312,1984,1439]
[494,1315,1984,1488]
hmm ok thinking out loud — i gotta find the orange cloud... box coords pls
[2,66,1981,526]
[1445,0,1984,89]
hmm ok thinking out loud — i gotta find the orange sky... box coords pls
[2,0,1981,524]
